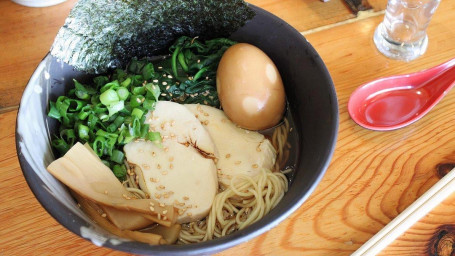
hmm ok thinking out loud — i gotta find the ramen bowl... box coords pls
[16,5,338,255]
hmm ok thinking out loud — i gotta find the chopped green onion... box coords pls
[143,99,155,110]
[132,86,146,95]
[78,105,92,120]
[92,136,106,157]
[131,108,144,119]
[130,95,145,108]
[121,77,132,87]
[142,63,155,81]
[116,87,129,101]
[107,101,124,116]
[51,139,70,155]
[48,101,61,120]
[112,164,127,179]
[147,131,162,143]
[78,124,90,141]
[110,149,125,164]
[100,89,120,106]
[100,80,120,93]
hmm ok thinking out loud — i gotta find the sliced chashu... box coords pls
[144,101,218,159]
[185,104,277,187]
[47,142,176,229]
[124,139,218,224]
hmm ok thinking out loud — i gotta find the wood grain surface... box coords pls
[4,0,455,255]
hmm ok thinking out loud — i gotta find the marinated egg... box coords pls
[216,43,285,130]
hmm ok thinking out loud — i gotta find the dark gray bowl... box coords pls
[16,5,338,255]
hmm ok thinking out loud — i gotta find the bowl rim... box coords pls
[15,4,339,255]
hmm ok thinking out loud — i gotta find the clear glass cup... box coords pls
[373,0,440,61]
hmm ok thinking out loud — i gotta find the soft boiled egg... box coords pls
[216,43,286,130]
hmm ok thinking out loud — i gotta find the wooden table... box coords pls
[2,0,455,255]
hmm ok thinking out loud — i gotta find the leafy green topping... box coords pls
[48,64,161,180]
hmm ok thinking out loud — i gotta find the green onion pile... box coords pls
[48,36,236,179]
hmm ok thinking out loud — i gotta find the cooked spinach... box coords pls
[149,36,236,107]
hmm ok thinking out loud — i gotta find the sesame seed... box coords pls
[142,164,150,169]
[161,93,167,96]
[252,164,259,168]
[183,196,189,201]
[178,209,184,215]
[158,66,163,69]
[157,164,161,169]
[158,213,161,220]
[169,156,174,162]
[170,120,175,127]
[164,147,169,152]
[159,202,165,207]
[235,161,241,165]
[256,147,262,152]
[164,193,170,198]
[166,85,170,90]
[101,213,107,218]
[225,154,231,158]
[163,216,168,221]
[162,81,168,85]
[162,171,168,175]
[104,190,108,194]
[153,79,159,83]
[150,206,155,211]
[197,59,201,63]
[150,202,155,206]
[187,212,192,217]
[169,163,173,169]
[204,112,209,116]
[155,193,161,199]
[152,152,156,157]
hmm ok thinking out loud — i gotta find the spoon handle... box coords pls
[421,57,455,95]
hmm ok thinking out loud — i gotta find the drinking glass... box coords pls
[373,0,440,61]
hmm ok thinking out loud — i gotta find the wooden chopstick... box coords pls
[352,167,455,256]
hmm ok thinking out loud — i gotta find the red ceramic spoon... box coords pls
[348,58,455,131]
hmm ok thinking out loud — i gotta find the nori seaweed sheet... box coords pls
[50,0,255,74]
